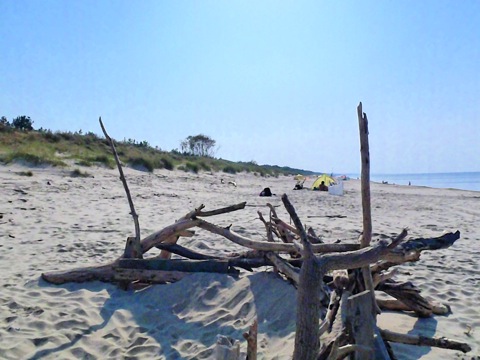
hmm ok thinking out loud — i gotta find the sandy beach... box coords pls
[0,164,479,359]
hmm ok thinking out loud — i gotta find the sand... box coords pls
[0,164,479,359]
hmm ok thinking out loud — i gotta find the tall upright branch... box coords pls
[283,194,324,360]
[99,117,142,259]
[357,102,378,319]
[357,102,372,247]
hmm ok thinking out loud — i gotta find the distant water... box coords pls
[347,172,480,192]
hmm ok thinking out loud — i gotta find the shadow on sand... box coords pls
[31,271,297,359]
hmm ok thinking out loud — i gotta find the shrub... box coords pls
[91,155,113,168]
[43,130,61,143]
[198,161,211,172]
[12,116,34,131]
[185,162,199,173]
[223,165,237,174]
[4,152,65,167]
[161,157,174,170]
[127,157,154,172]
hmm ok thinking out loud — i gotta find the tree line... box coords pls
[1,115,34,131]
[1,115,217,157]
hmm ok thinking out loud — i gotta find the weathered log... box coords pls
[377,281,433,317]
[265,252,300,285]
[42,263,118,284]
[243,319,258,360]
[357,102,378,319]
[113,268,190,284]
[42,228,458,285]
[117,259,235,274]
[345,290,375,359]
[380,328,472,353]
[376,285,451,316]
[377,231,461,267]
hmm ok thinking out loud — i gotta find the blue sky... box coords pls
[1,1,479,174]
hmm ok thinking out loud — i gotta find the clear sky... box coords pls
[1,1,479,174]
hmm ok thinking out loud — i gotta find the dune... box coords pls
[0,164,478,359]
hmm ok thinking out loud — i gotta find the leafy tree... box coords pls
[180,134,216,157]
[0,116,11,132]
[12,115,34,131]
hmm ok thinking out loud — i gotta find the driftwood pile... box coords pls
[42,109,472,359]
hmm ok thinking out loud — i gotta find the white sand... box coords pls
[0,164,479,359]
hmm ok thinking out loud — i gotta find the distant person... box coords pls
[259,187,273,197]
[318,181,328,191]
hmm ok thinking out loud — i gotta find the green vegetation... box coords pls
[0,119,318,177]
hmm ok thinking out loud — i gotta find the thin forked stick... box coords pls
[99,117,142,259]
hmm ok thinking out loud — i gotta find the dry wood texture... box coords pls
[40,110,471,359]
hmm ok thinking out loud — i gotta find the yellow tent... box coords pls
[311,174,336,189]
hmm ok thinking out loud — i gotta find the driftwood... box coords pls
[380,328,472,353]
[40,110,471,359]
[99,118,142,259]
[357,102,379,321]
[243,319,258,360]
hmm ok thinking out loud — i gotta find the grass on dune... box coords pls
[0,127,314,177]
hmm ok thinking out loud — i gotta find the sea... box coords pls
[346,172,480,192]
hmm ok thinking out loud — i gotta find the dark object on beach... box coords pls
[259,187,273,197]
